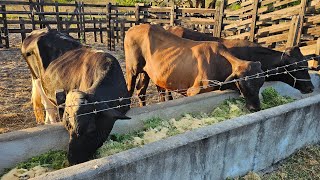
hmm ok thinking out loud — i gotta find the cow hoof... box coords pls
[187,87,200,96]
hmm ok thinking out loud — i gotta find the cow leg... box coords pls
[186,75,202,96]
[126,72,137,97]
[31,79,45,124]
[34,79,57,124]
[136,72,150,106]
[156,86,166,102]
[167,91,173,101]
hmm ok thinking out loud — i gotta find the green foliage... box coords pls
[227,2,242,11]
[211,98,249,120]
[16,150,68,170]
[115,0,147,6]
[96,140,137,157]
[45,0,73,3]
[261,87,295,109]
[143,117,164,130]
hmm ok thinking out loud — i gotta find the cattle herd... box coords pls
[20,23,314,165]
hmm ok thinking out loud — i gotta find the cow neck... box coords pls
[24,54,38,79]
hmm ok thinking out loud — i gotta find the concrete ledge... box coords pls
[35,93,320,180]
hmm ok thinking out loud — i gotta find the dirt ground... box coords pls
[0,32,182,134]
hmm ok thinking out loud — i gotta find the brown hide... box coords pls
[125,24,264,111]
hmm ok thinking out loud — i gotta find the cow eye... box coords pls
[26,52,32,57]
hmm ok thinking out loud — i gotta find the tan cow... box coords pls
[125,24,265,111]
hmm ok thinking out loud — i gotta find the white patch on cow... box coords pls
[57,33,75,42]
[34,79,57,124]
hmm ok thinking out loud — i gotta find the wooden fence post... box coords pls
[99,19,103,43]
[65,17,70,35]
[115,3,119,43]
[286,16,299,48]
[107,3,112,50]
[75,1,81,39]
[0,29,3,48]
[249,0,259,42]
[37,0,46,29]
[135,3,140,25]
[111,20,115,51]
[19,17,26,41]
[214,0,225,38]
[81,1,86,43]
[316,38,320,70]
[93,17,97,42]
[121,20,125,50]
[55,1,61,31]
[170,3,176,26]
[296,0,308,45]
[29,0,36,30]
[1,5,9,48]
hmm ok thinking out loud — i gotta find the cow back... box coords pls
[43,48,130,113]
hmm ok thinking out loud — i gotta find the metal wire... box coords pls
[1,55,319,117]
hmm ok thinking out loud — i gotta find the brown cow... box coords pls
[125,24,265,111]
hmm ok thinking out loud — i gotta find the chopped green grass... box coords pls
[97,88,295,158]
[211,98,249,121]
[143,117,164,130]
[16,150,68,170]
[261,87,295,110]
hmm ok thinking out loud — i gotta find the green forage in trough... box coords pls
[16,150,68,170]
[261,87,295,109]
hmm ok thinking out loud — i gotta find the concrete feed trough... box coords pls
[0,72,319,179]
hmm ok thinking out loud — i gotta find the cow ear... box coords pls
[250,61,261,70]
[55,89,66,106]
[287,46,303,57]
[56,89,66,119]
[102,108,131,120]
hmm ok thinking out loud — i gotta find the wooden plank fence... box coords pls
[0,0,319,59]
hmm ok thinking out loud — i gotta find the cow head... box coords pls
[63,90,130,165]
[280,46,314,94]
[225,62,265,112]
[21,29,82,79]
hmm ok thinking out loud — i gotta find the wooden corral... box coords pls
[0,0,319,58]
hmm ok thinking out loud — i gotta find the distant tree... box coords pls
[195,0,205,8]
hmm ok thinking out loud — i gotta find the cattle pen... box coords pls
[0,0,319,60]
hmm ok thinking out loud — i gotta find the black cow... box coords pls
[21,30,131,165]
[21,29,82,124]
[165,26,314,94]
